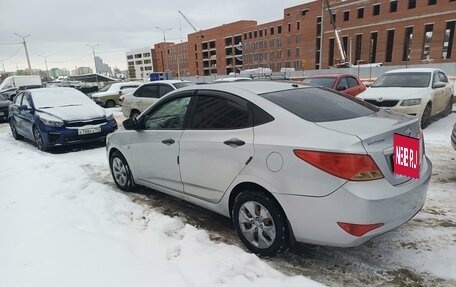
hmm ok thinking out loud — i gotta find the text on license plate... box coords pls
[78,127,101,135]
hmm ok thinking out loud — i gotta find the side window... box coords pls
[141,85,160,98]
[337,77,349,90]
[22,95,32,109]
[347,77,360,88]
[14,93,23,105]
[432,72,440,85]
[191,95,251,129]
[438,72,449,83]
[142,96,191,130]
[159,85,174,98]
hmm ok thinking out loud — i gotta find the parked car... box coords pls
[0,93,12,121]
[90,82,142,108]
[0,75,42,94]
[302,74,366,96]
[9,87,117,151]
[121,80,194,119]
[358,68,454,128]
[107,81,432,256]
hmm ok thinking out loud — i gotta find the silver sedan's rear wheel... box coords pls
[233,191,289,256]
[110,150,134,191]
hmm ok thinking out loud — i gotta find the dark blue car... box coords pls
[9,87,118,151]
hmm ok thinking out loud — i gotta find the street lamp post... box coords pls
[155,26,171,43]
[85,43,100,74]
[14,33,32,74]
[39,55,50,81]
[155,27,171,72]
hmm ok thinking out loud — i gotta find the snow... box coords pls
[1,106,455,286]
[0,112,322,287]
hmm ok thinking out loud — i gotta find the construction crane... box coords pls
[178,10,200,32]
[323,0,350,68]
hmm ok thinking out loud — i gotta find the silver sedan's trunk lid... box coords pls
[316,109,423,186]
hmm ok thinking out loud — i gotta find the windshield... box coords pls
[98,84,112,92]
[260,87,377,122]
[172,82,194,89]
[302,77,336,89]
[31,88,94,109]
[371,72,431,88]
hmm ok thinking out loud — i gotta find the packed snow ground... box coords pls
[0,107,455,287]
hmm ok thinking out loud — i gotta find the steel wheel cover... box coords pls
[112,157,128,186]
[238,201,276,249]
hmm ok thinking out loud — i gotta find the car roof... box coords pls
[385,68,443,74]
[28,87,83,96]
[306,73,355,78]
[143,80,191,85]
[112,81,142,86]
[178,81,308,95]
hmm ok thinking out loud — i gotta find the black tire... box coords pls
[232,190,289,257]
[421,103,432,129]
[130,110,140,119]
[9,120,23,140]
[444,95,453,116]
[105,100,116,108]
[109,150,134,192]
[33,126,48,151]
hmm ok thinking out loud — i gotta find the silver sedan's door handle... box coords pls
[223,138,245,147]
[161,138,175,145]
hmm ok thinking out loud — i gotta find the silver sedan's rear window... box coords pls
[260,87,377,122]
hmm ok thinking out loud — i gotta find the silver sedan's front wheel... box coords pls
[109,150,134,191]
[233,191,289,256]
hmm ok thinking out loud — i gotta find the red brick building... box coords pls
[151,0,456,76]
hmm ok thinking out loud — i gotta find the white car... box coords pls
[121,80,194,118]
[90,81,142,108]
[358,68,454,128]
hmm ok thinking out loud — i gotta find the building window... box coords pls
[370,32,378,63]
[331,13,336,24]
[287,36,291,45]
[343,11,350,21]
[390,1,398,12]
[297,21,300,30]
[422,24,434,60]
[243,33,247,40]
[355,34,362,62]
[342,36,348,61]
[278,25,282,34]
[143,52,151,57]
[270,39,275,47]
[373,4,380,16]
[277,37,282,47]
[302,9,309,16]
[264,28,268,36]
[288,23,291,32]
[408,0,416,9]
[316,17,322,36]
[277,50,282,59]
[249,32,252,39]
[357,8,364,19]
[428,0,437,5]
[128,61,134,66]
[127,55,133,60]
[329,38,335,67]
[144,59,151,64]
[134,54,142,58]
[402,27,414,61]
[270,27,275,35]
[296,47,300,57]
[287,49,291,58]
[259,29,263,37]
[385,30,395,62]
[270,51,275,60]
[296,35,301,43]
[135,60,142,65]
[254,31,258,38]
[442,21,455,59]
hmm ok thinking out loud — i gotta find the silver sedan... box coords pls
[107,82,432,256]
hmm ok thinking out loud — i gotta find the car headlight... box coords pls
[106,112,114,120]
[400,98,422,106]
[39,116,64,127]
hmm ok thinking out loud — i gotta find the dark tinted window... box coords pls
[142,96,191,130]
[191,96,251,129]
[22,95,32,109]
[14,93,23,105]
[135,85,159,98]
[159,85,174,97]
[260,87,377,122]
[371,72,431,88]
[337,77,349,90]
[347,77,360,87]
[302,77,336,89]
[438,72,449,82]
[251,104,274,126]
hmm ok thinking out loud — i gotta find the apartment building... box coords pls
[150,0,455,75]
[125,47,154,80]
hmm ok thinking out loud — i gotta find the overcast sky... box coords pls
[0,0,312,73]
